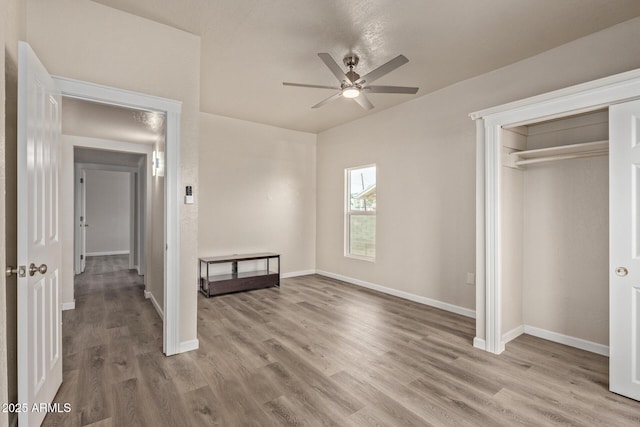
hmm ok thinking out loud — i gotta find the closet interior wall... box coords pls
[500,110,610,349]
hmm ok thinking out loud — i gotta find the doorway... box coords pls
[54,76,182,355]
[62,96,165,322]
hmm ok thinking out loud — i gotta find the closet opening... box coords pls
[500,109,609,355]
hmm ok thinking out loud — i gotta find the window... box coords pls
[346,165,376,259]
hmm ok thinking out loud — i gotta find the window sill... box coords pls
[344,254,376,263]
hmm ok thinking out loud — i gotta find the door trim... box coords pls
[54,76,182,356]
[470,67,640,354]
[69,136,151,279]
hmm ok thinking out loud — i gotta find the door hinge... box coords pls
[80,178,84,184]
[80,255,84,260]
[80,216,83,222]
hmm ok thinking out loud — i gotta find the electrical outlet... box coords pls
[466,272,475,285]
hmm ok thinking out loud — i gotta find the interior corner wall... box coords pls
[3,0,24,419]
[26,0,200,344]
[316,17,640,321]
[198,113,317,275]
[84,169,131,255]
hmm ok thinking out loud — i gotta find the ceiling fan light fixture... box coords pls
[342,86,360,98]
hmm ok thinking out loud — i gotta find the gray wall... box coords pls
[198,113,317,276]
[85,169,131,255]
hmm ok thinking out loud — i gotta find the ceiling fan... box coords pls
[283,53,419,110]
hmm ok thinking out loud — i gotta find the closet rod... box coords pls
[508,140,608,168]
[514,149,608,166]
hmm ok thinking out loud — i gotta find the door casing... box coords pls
[54,77,182,356]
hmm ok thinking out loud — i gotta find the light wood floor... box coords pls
[42,255,639,426]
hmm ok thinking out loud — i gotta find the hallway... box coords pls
[43,255,164,426]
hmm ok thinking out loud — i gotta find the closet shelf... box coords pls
[509,140,608,167]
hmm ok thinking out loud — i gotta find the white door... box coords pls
[610,99,640,401]
[17,41,63,426]
[80,169,87,273]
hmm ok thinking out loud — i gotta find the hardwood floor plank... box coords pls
[263,395,309,427]
[111,379,146,427]
[260,362,347,425]
[332,370,434,427]
[106,334,136,385]
[135,352,192,427]
[181,386,221,426]
[163,353,209,394]
[262,338,365,416]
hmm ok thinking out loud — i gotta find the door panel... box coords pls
[17,41,62,427]
[610,99,640,401]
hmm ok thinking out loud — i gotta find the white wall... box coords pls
[85,169,130,255]
[27,0,200,344]
[316,17,640,323]
[198,113,316,276]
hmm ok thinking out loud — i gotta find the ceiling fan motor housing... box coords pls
[343,54,359,68]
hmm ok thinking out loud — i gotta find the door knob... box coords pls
[615,267,629,277]
[29,263,48,276]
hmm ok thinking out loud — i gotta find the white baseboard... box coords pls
[316,270,476,319]
[86,250,130,257]
[144,290,164,320]
[523,325,609,356]
[502,325,525,344]
[281,269,316,279]
[179,339,199,353]
[473,337,486,350]
[61,300,76,311]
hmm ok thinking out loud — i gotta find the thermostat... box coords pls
[185,185,194,204]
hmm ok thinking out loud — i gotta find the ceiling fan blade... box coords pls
[318,53,351,83]
[283,82,340,90]
[312,92,342,109]
[364,85,419,94]
[353,93,374,110]
[355,55,409,85]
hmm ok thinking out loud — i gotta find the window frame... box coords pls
[344,164,377,262]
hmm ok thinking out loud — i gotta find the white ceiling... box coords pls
[90,0,640,133]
